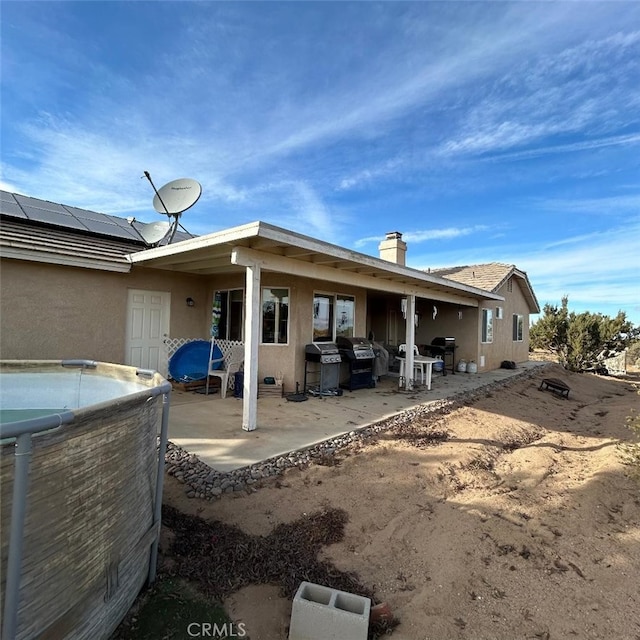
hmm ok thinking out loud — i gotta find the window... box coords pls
[261,288,289,344]
[313,293,355,342]
[212,289,243,341]
[336,295,355,338]
[482,308,493,343]
[513,314,524,342]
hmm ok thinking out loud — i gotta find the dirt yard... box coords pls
[162,364,640,640]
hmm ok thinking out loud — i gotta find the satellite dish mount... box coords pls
[142,171,202,244]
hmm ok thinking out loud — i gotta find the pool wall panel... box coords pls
[0,362,168,640]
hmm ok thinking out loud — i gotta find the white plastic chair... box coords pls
[398,343,425,384]
[205,340,244,398]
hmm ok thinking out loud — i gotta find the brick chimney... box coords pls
[378,231,407,266]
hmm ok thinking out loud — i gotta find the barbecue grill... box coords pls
[336,336,376,390]
[304,343,342,394]
[428,336,456,375]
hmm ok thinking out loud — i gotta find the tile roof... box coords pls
[430,263,515,292]
[431,263,540,313]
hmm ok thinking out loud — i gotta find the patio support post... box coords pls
[242,261,261,431]
[404,294,416,391]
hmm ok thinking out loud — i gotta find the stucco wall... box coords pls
[477,277,531,371]
[0,259,210,362]
[414,301,478,368]
[1,256,533,386]
[207,272,367,392]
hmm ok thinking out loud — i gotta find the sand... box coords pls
[162,364,640,640]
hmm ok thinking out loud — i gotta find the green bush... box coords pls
[619,396,640,479]
[530,296,639,372]
[627,341,640,367]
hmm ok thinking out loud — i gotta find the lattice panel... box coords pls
[163,337,202,359]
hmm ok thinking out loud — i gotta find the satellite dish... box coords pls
[152,178,202,216]
[142,172,202,244]
[136,220,172,245]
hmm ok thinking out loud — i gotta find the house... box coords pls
[0,190,539,430]
[430,263,540,371]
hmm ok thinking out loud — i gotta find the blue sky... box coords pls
[2,2,639,324]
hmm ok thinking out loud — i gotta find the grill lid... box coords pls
[305,343,339,355]
[305,342,341,363]
[336,336,375,359]
[431,336,456,347]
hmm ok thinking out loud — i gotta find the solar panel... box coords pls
[0,189,197,245]
[19,205,88,230]
[0,200,27,218]
[62,205,112,222]
[0,190,142,242]
[0,191,18,203]
[81,217,140,240]
[14,194,69,213]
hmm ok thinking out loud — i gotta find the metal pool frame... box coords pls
[0,360,172,640]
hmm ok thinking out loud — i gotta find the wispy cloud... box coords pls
[354,225,491,249]
[478,133,640,163]
[275,180,341,240]
[337,158,404,191]
[437,29,640,159]
[9,2,637,216]
[534,194,640,217]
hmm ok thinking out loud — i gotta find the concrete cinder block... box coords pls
[288,581,371,640]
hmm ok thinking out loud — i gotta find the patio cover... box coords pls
[128,221,503,430]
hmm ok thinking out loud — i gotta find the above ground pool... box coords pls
[0,360,172,640]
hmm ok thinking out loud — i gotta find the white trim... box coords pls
[132,221,503,302]
[231,245,493,306]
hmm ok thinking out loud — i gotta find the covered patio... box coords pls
[131,222,504,433]
[167,362,543,472]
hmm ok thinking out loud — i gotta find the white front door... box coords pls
[125,289,171,376]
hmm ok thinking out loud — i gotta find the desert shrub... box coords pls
[619,390,640,478]
[627,340,640,366]
[530,296,639,371]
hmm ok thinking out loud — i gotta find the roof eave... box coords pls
[129,220,503,301]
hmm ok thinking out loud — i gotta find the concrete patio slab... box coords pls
[168,362,545,472]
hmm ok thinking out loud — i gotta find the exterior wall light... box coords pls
[186,297,195,307]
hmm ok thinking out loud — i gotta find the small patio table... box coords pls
[397,355,439,390]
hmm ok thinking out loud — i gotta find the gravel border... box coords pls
[164,365,547,500]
